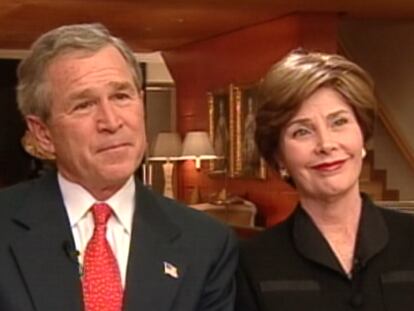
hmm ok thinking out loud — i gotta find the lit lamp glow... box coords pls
[181,131,217,169]
[149,132,182,199]
[181,131,217,204]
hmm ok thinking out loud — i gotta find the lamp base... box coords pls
[189,186,201,204]
[162,162,175,199]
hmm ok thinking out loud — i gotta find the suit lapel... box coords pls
[10,172,83,311]
[123,182,186,311]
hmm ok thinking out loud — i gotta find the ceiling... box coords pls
[0,0,414,53]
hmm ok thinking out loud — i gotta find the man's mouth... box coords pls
[97,143,130,153]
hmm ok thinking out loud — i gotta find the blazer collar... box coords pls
[10,172,186,311]
[10,171,83,311]
[293,194,389,277]
[355,194,389,268]
[123,180,186,311]
[132,181,181,243]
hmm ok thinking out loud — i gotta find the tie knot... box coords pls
[91,203,112,226]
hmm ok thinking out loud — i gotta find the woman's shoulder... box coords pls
[241,216,294,253]
[362,194,414,233]
[374,205,414,246]
[379,205,414,226]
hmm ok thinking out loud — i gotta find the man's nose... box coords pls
[96,101,122,132]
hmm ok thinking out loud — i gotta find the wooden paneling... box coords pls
[0,1,412,51]
[163,14,338,226]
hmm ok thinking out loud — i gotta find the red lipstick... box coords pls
[311,159,346,171]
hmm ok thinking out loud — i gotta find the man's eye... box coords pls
[73,101,93,111]
[114,93,130,100]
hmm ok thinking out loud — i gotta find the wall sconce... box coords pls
[181,131,217,203]
[149,132,182,199]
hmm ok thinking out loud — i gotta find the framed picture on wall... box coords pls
[232,83,267,179]
[207,85,235,177]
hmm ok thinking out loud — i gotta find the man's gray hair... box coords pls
[17,23,143,121]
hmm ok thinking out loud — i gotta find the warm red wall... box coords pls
[163,13,338,226]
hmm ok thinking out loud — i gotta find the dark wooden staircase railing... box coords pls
[360,150,399,201]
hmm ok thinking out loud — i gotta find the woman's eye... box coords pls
[292,128,311,138]
[332,117,348,127]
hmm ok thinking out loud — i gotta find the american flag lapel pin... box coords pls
[163,261,179,279]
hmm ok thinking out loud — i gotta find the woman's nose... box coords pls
[315,128,337,154]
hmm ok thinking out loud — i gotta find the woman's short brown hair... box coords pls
[255,49,377,170]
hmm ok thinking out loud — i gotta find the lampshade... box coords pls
[150,132,182,161]
[181,131,217,170]
[181,131,216,158]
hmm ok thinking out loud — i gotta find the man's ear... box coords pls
[25,115,56,155]
[139,89,145,99]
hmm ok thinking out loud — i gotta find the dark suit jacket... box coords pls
[0,171,238,311]
[236,195,414,311]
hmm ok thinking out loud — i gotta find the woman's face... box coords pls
[278,87,365,200]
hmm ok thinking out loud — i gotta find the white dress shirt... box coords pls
[58,173,135,288]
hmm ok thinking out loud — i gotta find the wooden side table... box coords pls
[189,199,257,227]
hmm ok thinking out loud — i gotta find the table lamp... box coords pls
[181,131,217,203]
[149,132,182,198]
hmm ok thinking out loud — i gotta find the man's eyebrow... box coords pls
[108,81,136,91]
[67,81,137,101]
[67,89,94,101]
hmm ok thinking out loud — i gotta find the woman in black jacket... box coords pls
[236,50,414,311]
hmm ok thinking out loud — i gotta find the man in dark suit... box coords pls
[0,23,237,311]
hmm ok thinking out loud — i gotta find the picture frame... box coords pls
[207,85,235,177]
[232,83,267,179]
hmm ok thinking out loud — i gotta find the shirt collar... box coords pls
[58,173,136,234]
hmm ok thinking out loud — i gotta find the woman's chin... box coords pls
[301,180,359,201]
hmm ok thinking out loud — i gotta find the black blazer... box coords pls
[0,171,238,311]
[236,195,414,311]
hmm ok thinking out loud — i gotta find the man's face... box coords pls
[28,45,146,198]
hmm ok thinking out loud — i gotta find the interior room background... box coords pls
[0,13,413,228]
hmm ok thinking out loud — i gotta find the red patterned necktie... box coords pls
[82,203,123,311]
